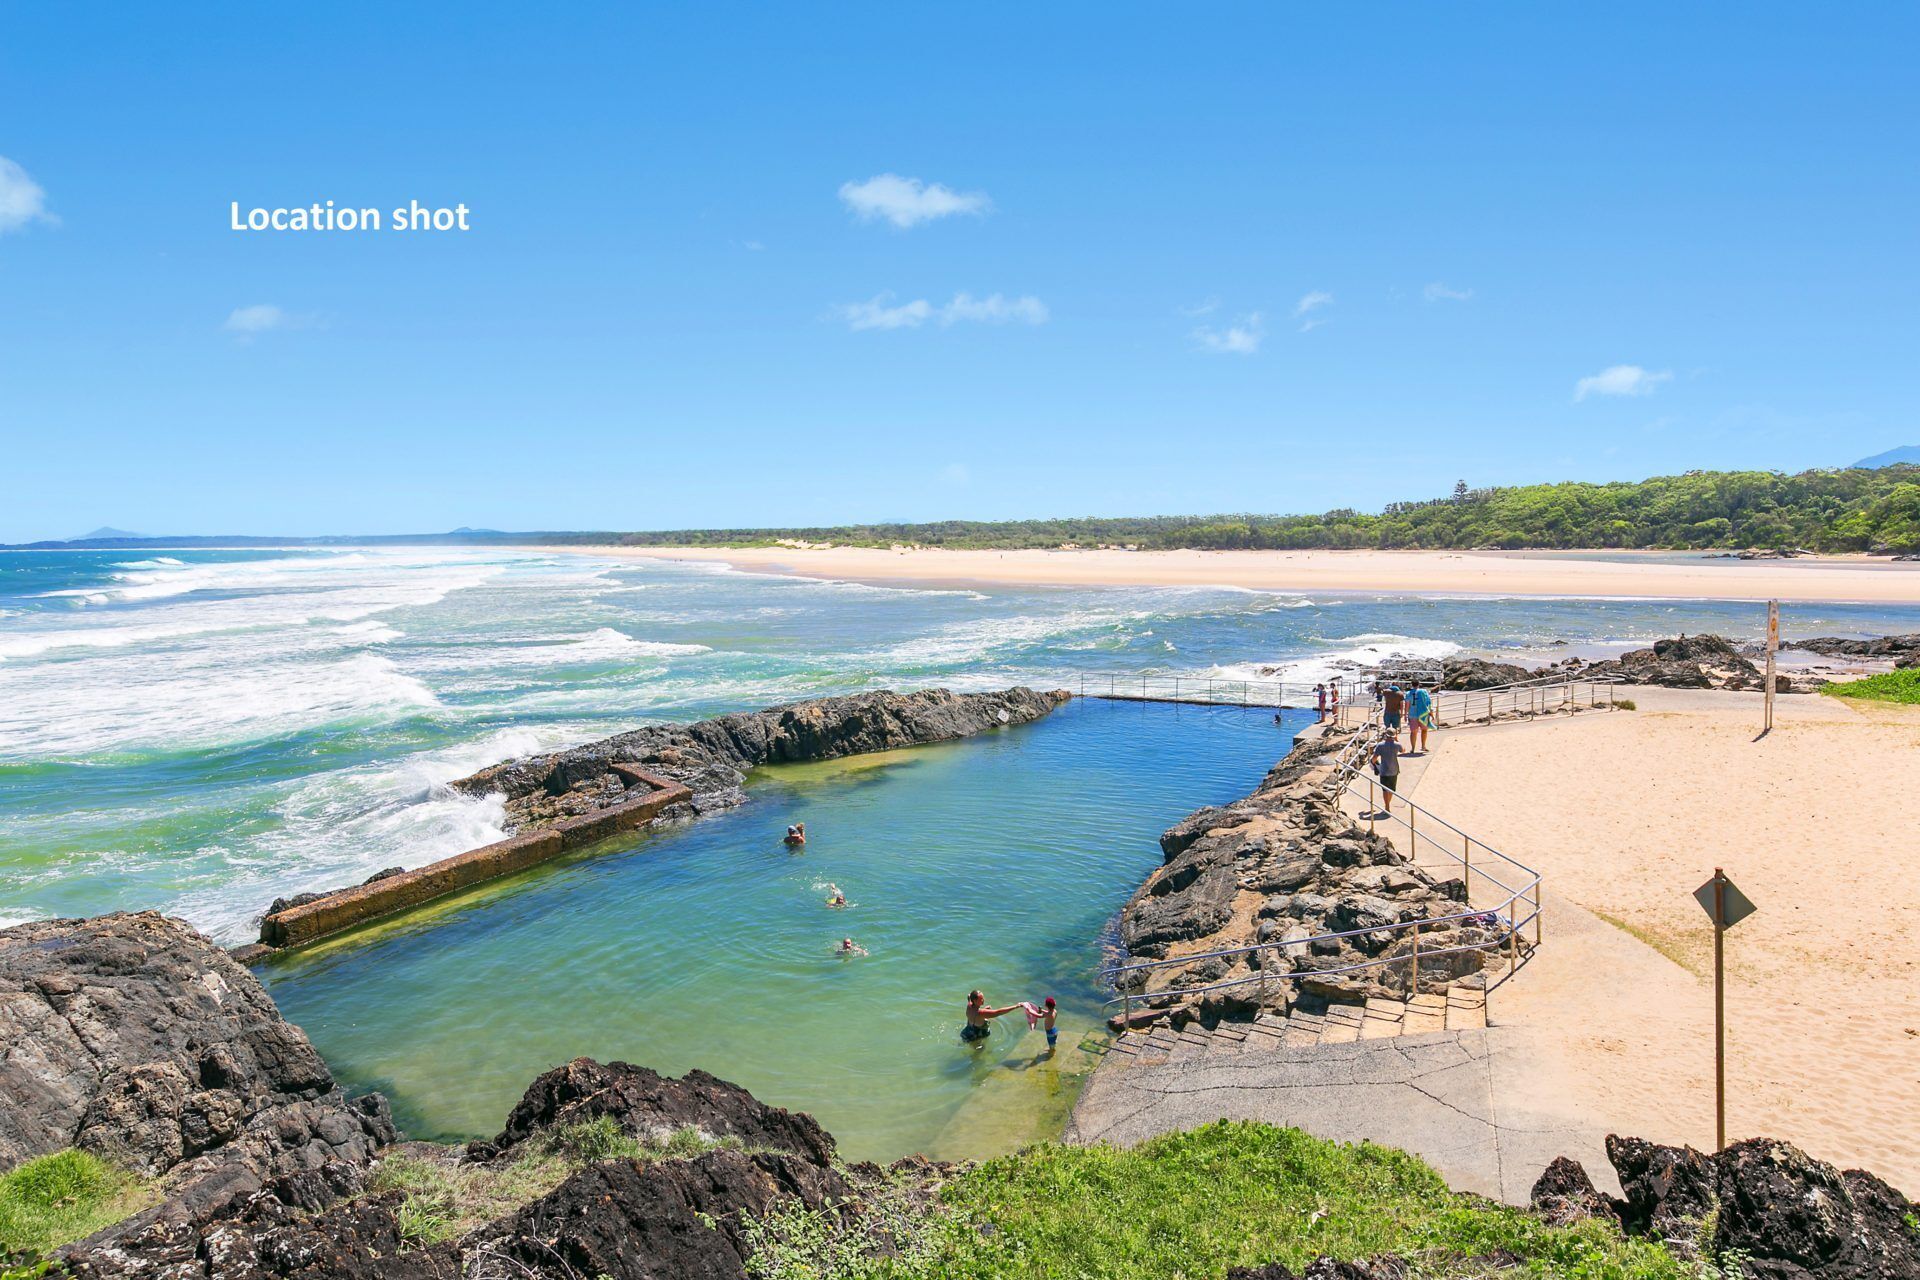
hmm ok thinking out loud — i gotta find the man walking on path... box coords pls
[1382,683,1406,731]
[1371,729,1403,815]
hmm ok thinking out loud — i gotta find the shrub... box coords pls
[1823,668,1920,705]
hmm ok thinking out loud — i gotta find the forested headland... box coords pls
[586,465,1920,554]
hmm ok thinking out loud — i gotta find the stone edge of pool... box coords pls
[236,686,1070,961]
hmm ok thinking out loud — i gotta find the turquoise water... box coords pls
[258,699,1290,1161]
[6,545,1920,944]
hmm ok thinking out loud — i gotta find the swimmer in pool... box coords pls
[961,989,1021,1045]
[838,937,867,957]
[824,884,847,908]
[784,823,807,847]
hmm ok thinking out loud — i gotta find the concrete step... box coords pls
[1404,992,1448,1035]
[1319,1003,1365,1044]
[1361,996,1407,1039]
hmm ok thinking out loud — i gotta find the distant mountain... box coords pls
[1853,445,1920,468]
[76,526,145,540]
[449,526,504,534]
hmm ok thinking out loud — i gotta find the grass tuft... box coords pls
[747,1122,1692,1279]
[1822,667,1920,705]
[0,1150,155,1260]
[367,1121,746,1248]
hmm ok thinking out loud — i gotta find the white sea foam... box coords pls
[1205,634,1464,691]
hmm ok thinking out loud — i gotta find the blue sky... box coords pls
[1,4,1915,540]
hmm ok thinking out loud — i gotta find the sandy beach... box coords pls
[559,545,1920,605]
[1405,687,1920,1189]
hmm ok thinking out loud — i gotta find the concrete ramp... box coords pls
[1066,1024,1611,1205]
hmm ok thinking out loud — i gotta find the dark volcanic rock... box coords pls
[493,1057,835,1165]
[480,1147,857,1280]
[1530,1156,1621,1227]
[1437,659,1535,691]
[450,686,1068,834]
[0,912,390,1183]
[1228,1258,1410,1280]
[1607,1134,1718,1242]
[1712,1138,1920,1280]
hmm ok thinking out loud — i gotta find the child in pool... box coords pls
[838,937,867,957]
[1041,997,1058,1053]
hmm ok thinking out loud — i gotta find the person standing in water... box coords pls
[784,823,806,847]
[962,989,1021,1044]
[1040,996,1058,1053]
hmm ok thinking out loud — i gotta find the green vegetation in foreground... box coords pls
[0,1150,155,1259]
[747,1122,1694,1280]
[1822,667,1920,705]
[586,465,1920,554]
[373,1118,744,1247]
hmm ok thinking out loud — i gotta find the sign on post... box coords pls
[1694,868,1757,1150]
[1763,600,1780,731]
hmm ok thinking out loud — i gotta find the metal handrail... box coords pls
[1104,726,1555,1029]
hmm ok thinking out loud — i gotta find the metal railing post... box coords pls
[1410,921,1421,995]
[1368,776,1376,832]
[1463,834,1472,899]
[1534,883,1543,945]
[1122,991,1131,1034]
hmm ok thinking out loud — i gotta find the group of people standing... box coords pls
[1370,679,1435,813]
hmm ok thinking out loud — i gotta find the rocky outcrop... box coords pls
[58,1055,929,1280]
[1574,633,1789,691]
[1437,659,1536,691]
[449,686,1069,834]
[1793,633,1920,669]
[1533,1134,1919,1279]
[0,912,394,1240]
[1113,726,1509,1024]
[483,1057,835,1166]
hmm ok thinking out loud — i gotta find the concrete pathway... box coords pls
[1067,1023,1613,1204]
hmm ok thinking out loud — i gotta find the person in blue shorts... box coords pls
[1382,684,1406,730]
[1407,681,1435,753]
[1041,996,1058,1053]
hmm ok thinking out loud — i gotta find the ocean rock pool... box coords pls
[258,698,1297,1161]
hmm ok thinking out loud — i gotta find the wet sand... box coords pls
[1407,686,1920,1190]
[557,545,1920,605]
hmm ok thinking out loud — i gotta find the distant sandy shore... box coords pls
[546,545,1920,605]
[1408,687,1920,1190]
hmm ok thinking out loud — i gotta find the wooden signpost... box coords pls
[1694,868,1758,1150]
[1763,600,1780,732]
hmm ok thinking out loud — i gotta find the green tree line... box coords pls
[583,465,1920,553]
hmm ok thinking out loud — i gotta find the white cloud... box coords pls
[1574,364,1672,401]
[1194,312,1264,355]
[942,292,1047,325]
[1424,281,1472,302]
[224,304,293,334]
[1293,290,1333,318]
[838,291,1046,331]
[223,304,322,341]
[838,174,991,228]
[0,156,54,233]
[1178,297,1220,318]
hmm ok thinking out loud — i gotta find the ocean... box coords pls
[7,545,1920,945]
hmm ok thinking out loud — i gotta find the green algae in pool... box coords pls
[259,699,1296,1162]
